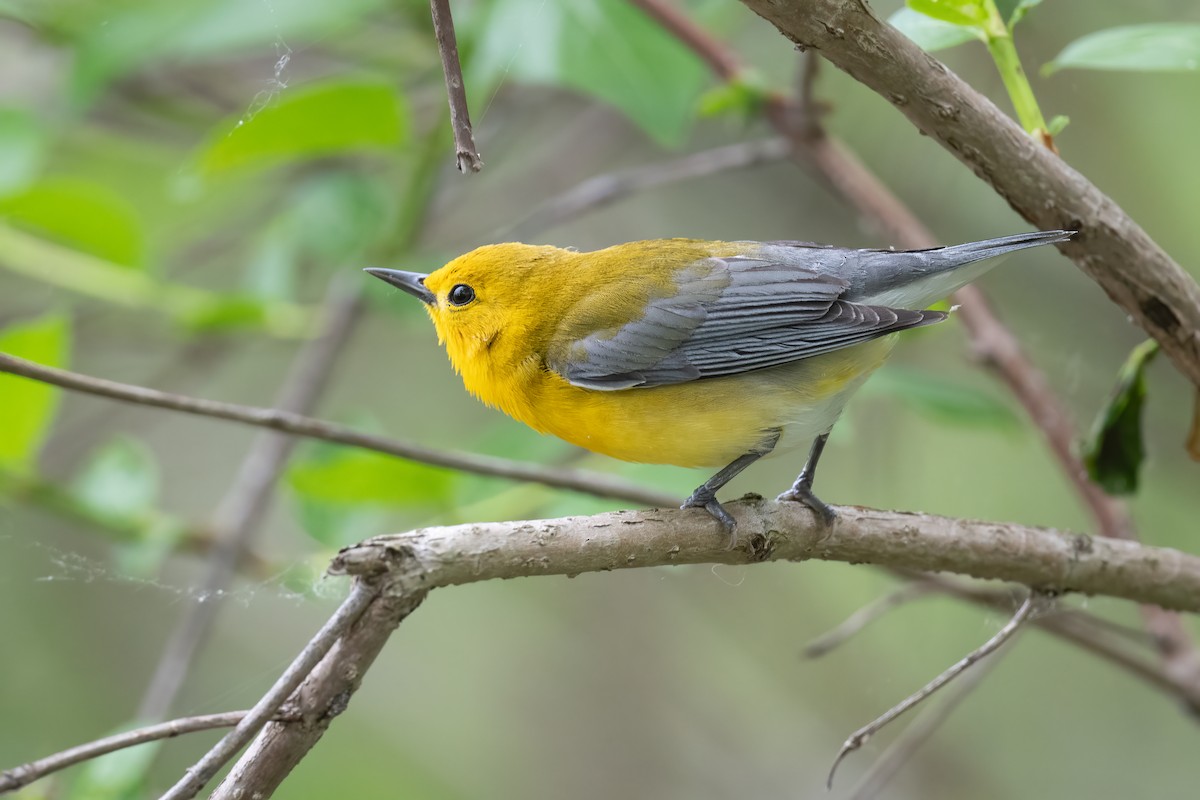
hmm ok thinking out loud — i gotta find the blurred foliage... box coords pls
[1,0,1198,798]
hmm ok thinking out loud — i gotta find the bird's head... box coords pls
[366,243,569,372]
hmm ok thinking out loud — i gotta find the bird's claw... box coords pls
[777,483,836,526]
[681,492,739,549]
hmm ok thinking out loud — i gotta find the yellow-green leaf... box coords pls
[0,313,70,470]
[193,81,407,175]
[0,177,145,267]
[287,447,454,506]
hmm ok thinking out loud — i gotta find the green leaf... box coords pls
[696,74,769,120]
[287,446,455,506]
[176,295,276,333]
[1045,24,1200,74]
[0,107,44,196]
[1005,0,1043,27]
[867,366,1020,429]
[0,177,145,267]
[469,0,709,147]
[0,313,69,471]
[1047,114,1070,136]
[1083,339,1159,496]
[905,0,988,29]
[889,7,982,51]
[192,80,408,175]
[70,437,159,526]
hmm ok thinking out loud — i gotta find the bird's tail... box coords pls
[853,229,1074,308]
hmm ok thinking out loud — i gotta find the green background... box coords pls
[1,0,1198,798]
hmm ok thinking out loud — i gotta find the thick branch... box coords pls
[333,500,1200,613]
[738,0,1200,387]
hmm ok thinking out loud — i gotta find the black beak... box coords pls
[364,268,435,305]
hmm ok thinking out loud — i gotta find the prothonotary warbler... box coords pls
[367,230,1072,545]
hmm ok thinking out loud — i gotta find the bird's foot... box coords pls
[777,481,836,526]
[681,488,738,549]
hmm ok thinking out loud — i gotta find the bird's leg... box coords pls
[682,430,781,549]
[777,432,836,525]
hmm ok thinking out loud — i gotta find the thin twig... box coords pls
[847,646,1007,799]
[803,582,937,658]
[160,582,378,800]
[827,593,1040,789]
[137,279,365,723]
[0,712,249,794]
[0,351,675,508]
[430,0,482,172]
[506,137,791,240]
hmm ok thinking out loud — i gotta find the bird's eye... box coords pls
[447,284,476,306]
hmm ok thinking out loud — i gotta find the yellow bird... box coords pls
[368,231,1071,545]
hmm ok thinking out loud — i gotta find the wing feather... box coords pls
[552,255,944,390]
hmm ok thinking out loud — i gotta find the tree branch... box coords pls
[0,712,250,794]
[0,352,673,508]
[209,585,426,799]
[332,501,1200,612]
[160,582,380,800]
[737,0,1200,388]
[631,0,1200,712]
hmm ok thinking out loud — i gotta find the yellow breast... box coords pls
[459,336,895,468]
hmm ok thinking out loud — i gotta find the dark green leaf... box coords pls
[889,7,982,51]
[0,177,145,267]
[1045,24,1200,74]
[867,366,1020,429]
[1083,339,1159,495]
[70,437,159,526]
[905,0,988,29]
[0,313,69,471]
[192,81,408,175]
[0,107,43,196]
[469,0,709,147]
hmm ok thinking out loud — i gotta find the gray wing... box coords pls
[551,256,944,391]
